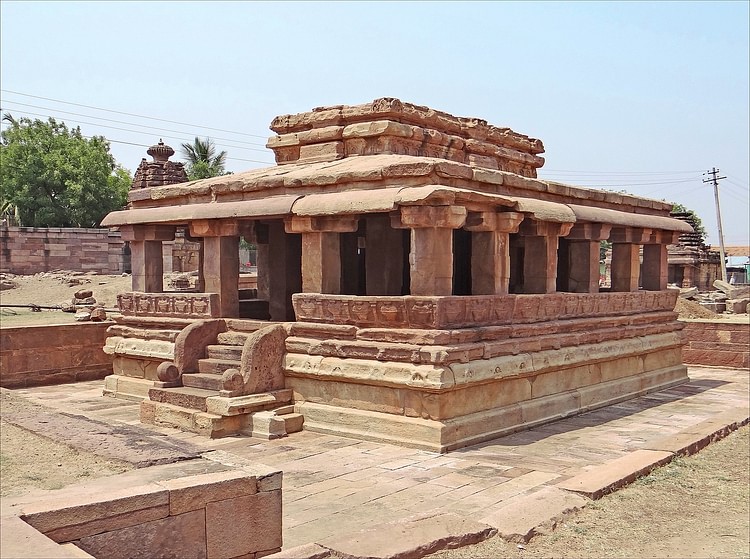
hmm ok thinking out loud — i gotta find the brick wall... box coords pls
[0,323,113,388]
[681,320,750,369]
[0,226,127,275]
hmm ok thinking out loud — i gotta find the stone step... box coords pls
[182,373,224,391]
[216,331,250,346]
[241,410,305,440]
[206,344,243,361]
[148,386,218,413]
[198,358,241,375]
[141,400,245,438]
[224,319,273,333]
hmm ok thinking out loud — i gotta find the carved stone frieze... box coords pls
[117,292,220,318]
[291,290,679,329]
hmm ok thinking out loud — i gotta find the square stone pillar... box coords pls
[365,214,404,296]
[268,221,301,322]
[610,227,652,292]
[286,216,359,294]
[518,221,574,294]
[465,211,524,295]
[392,206,467,296]
[120,225,175,293]
[641,231,678,291]
[255,224,270,300]
[189,219,244,318]
[562,223,612,293]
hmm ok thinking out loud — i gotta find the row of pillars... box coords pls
[120,205,678,319]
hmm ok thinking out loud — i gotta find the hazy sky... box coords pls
[1,1,748,246]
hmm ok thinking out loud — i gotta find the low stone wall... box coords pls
[0,323,113,388]
[0,226,127,275]
[2,464,282,559]
[681,320,750,369]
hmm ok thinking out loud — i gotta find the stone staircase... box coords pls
[142,320,303,439]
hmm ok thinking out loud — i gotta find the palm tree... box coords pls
[180,137,228,180]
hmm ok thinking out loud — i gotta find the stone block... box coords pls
[557,449,673,499]
[1,515,94,559]
[76,509,206,559]
[22,484,169,542]
[480,486,588,543]
[205,490,282,559]
[159,470,258,515]
[319,512,495,559]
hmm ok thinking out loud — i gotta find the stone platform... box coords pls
[3,365,747,555]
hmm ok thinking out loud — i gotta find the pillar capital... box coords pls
[566,222,613,241]
[120,224,175,242]
[610,226,652,244]
[391,205,467,229]
[646,230,682,245]
[518,220,574,238]
[465,211,524,233]
[285,215,359,234]
[189,219,253,238]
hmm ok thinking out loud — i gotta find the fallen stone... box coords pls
[479,486,588,543]
[60,302,76,313]
[713,280,750,300]
[726,298,749,314]
[74,296,97,305]
[90,308,107,322]
[318,512,496,559]
[0,280,17,291]
[74,289,93,299]
[678,286,698,299]
[74,311,91,322]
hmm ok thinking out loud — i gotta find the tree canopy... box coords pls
[0,115,131,227]
[180,137,228,180]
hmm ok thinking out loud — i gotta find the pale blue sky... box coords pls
[2,1,748,246]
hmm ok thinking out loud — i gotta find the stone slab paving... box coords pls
[4,365,748,554]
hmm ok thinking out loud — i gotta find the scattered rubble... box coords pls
[672,282,750,317]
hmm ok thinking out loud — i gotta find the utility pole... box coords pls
[703,167,728,282]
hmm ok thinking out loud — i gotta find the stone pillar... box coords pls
[120,225,175,293]
[255,224,270,300]
[465,211,524,295]
[365,214,404,296]
[518,220,574,294]
[391,206,467,296]
[268,221,301,322]
[286,216,359,294]
[561,223,612,293]
[189,219,244,318]
[610,227,652,292]
[642,231,679,291]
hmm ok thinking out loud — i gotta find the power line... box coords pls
[1,89,270,139]
[0,107,276,160]
[1,100,269,148]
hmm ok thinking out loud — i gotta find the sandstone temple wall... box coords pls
[681,320,750,369]
[0,323,113,388]
[0,226,127,275]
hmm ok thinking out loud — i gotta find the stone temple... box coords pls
[101,98,693,452]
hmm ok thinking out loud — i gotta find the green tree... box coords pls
[0,116,131,227]
[180,137,228,180]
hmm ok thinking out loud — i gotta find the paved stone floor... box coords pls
[7,365,749,550]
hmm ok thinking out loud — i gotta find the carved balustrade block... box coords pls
[117,292,220,318]
[291,291,677,329]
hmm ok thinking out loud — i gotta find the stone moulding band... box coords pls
[117,292,220,318]
[292,291,679,329]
